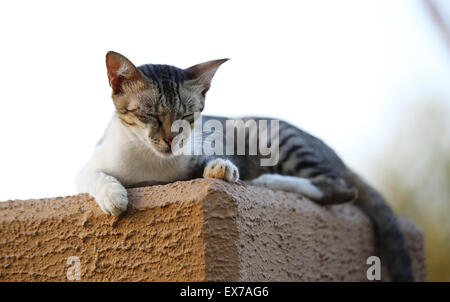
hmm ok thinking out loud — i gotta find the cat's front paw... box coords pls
[203,158,239,182]
[96,178,128,216]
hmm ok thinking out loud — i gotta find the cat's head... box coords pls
[105,51,227,157]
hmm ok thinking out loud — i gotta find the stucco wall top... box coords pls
[0,179,426,281]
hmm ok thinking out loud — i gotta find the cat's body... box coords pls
[76,51,414,281]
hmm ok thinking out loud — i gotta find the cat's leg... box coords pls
[310,174,358,204]
[248,173,357,205]
[76,168,128,216]
[248,174,323,200]
[203,158,239,182]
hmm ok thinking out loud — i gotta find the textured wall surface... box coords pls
[0,179,426,281]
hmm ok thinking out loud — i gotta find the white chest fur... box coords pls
[83,115,192,187]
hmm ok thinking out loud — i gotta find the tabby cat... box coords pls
[76,51,414,281]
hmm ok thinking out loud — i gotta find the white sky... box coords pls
[0,0,449,201]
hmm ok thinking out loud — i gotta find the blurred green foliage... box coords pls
[373,100,450,281]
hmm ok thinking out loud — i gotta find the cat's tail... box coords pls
[346,170,414,281]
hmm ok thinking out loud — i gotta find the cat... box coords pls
[76,51,414,281]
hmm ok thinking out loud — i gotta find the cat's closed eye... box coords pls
[182,113,195,122]
[147,115,161,126]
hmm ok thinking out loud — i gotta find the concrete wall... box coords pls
[0,179,426,281]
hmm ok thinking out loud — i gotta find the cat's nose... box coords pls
[163,130,178,146]
[164,137,173,145]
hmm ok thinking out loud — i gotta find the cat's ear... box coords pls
[106,51,143,94]
[185,59,228,96]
